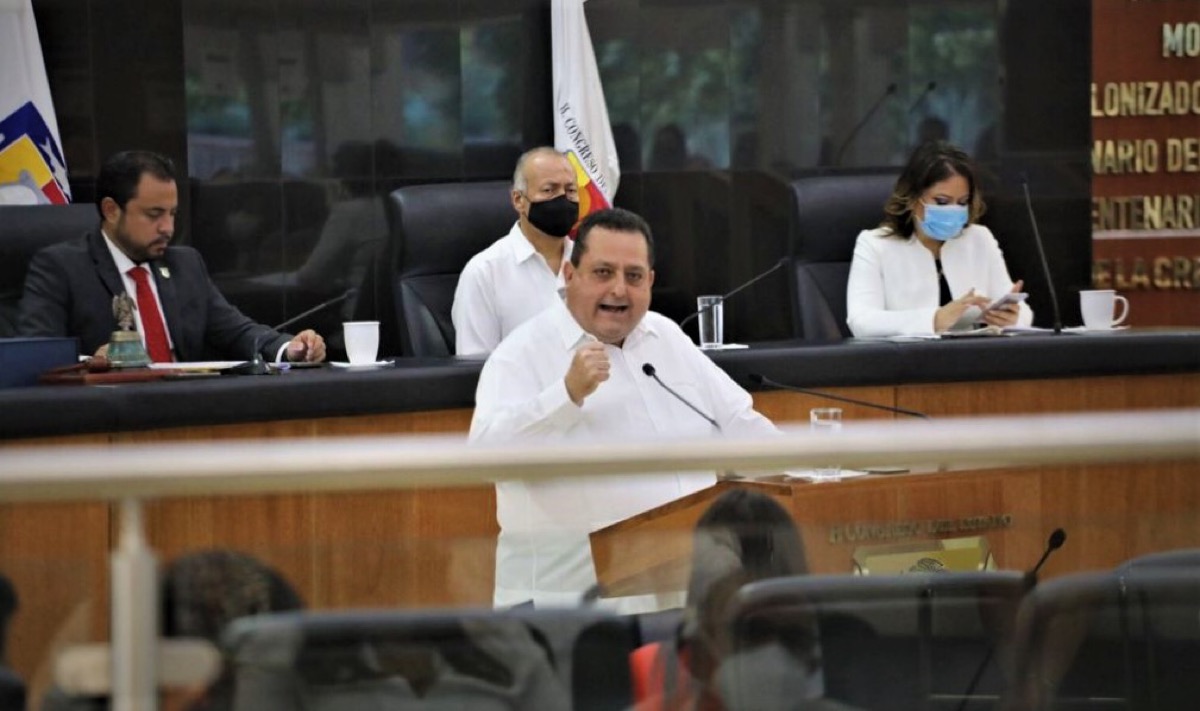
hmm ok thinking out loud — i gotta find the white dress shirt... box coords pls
[102,231,176,354]
[452,222,570,356]
[845,224,1033,337]
[470,299,778,613]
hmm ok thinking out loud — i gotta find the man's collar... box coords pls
[507,222,539,264]
[100,229,141,274]
[549,299,659,350]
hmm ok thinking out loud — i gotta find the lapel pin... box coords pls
[159,266,171,279]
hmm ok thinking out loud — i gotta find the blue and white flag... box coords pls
[0,0,71,204]
[552,0,618,218]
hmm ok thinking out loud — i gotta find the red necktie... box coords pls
[127,266,173,363]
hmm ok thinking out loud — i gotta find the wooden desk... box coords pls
[591,458,1200,598]
[1,364,1197,690]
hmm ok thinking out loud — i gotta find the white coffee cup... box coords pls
[343,321,380,364]
[1079,290,1129,330]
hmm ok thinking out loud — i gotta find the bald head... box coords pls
[513,147,569,193]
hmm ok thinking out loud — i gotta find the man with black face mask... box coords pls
[452,147,581,355]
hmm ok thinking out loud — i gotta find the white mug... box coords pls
[343,321,380,364]
[1079,290,1129,330]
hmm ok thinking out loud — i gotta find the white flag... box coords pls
[551,0,619,217]
[0,0,71,204]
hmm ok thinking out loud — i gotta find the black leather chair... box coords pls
[730,571,1026,710]
[0,204,97,337]
[1009,568,1200,711]
[787,172,899,342]
[384,181,515,357]
[222,607,636,711]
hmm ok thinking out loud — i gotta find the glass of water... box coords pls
[696,295,724,348]
[809,407,843,481]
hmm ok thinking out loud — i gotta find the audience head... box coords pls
[161,549,302,642]
[511,147,579,239]
[881,140,986,241]
[96,150,179,262]
[563,208,656,346]
[679,490,809,679]
[159,550,302,711]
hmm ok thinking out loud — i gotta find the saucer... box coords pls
[330,360,393,369]
[1065,325,1130,333]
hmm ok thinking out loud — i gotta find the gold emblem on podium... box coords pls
[852,536,994,575]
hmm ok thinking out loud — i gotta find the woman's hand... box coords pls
[981,280,1024,328]
[934,288,991,332]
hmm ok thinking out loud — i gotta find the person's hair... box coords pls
[670,490,810,686]
[880,140,986,238]
[570,208,656,268]
[689,488,808,594]
[512,146,566,193]
[160,549,302,641]
[95,150,177,219]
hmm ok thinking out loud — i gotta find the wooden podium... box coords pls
[589,458,1200,598]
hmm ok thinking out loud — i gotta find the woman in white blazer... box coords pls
[846,142,1033,337]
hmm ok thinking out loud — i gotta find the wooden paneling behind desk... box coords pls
[0,372,1196,691]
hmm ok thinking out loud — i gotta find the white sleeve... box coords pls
[452,259,502,356]
[846,231,938,337]
[677,330,778,437]
[979,227,1034,327]
[469,351,583,442]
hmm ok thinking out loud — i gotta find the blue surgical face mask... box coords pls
[918,203,969,241]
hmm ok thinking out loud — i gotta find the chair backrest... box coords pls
[0,204,97,337]
[1012,568,1200,711]
[386,181,515,357]
[731,571,1026,710]
[223,607,636,711]
[787,171,899,341]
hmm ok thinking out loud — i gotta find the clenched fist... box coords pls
[564,341,610,405]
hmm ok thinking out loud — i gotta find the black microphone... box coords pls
[954,528,1068,711]
[835,83,898,166]
[1020,175,1063,335]
[679,259,786,329]
[1028,527,1067,583]
[226,288,356,376]
[642,363,721,431]
[272,287,359,331]
[907,81,937,113]
[749,373,930,420]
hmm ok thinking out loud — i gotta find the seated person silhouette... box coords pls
[224,613,570,710]
[41,549,302,711]
[630,489,862,711]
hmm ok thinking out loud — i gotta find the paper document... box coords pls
[148,361,245,371]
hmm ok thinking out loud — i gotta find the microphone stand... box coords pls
[680,260,786,330]
[642,363,721,431]
[953,528,1067,711]
[907,81,937,114]
[750,373,930,419]
[225,288,357,376]
[835,83,897,166]
[1020,175,1063,334]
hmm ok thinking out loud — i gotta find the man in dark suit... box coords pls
[17,151,326,362]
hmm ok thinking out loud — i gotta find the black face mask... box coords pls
[525,194,579,238]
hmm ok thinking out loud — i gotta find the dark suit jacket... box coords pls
[17,231,290,360]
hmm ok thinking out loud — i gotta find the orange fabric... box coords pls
[629,642,724,711]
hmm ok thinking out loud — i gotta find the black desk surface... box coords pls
[1,330,1197,440]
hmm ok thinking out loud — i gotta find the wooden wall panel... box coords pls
[0,503,109,700]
